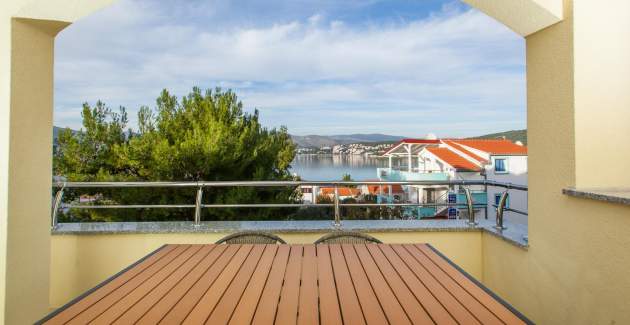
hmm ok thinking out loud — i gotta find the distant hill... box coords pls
[53,126,77,140]
[53,126,526,147]
[291,133,405,148]
[469,129,527,145]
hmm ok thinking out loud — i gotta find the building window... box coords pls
[494,158,508,174]
[495,193,509,208]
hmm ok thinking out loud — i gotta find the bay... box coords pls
[289,154,387,181]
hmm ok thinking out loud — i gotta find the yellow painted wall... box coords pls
[49,231,482,308]
[0,17,68,324]
[484,0,630,323]
[573,0,630,187]
[463,0,562,36]
[482,198,630,325]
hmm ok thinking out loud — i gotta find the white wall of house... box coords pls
[300,186,315,204]
[399,148,528,222]
[485,155,528,225]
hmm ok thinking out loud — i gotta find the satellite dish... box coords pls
[426,133,437,140]
[515,141,524,146]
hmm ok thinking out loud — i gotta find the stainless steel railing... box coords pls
[51,180,527,229]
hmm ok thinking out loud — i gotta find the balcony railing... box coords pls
[377,168,449,181]
[51,180,527,231]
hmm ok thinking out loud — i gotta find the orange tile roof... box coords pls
[383,139,441,155]
[448,139,527,155]
[366,184,404,195]
[443,140,487,162]
[399,139,442,144]
[320,187,361,197]
[426,147,481,171]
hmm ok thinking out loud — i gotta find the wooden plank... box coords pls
[228,245,282,325]
[329,244,367,325]
[42,244,178,325]
[274,245,304,325]
[132,244,229,324]
[66,245,195,325]
[110,245,219,324]
[250,245,291,325]
[393,244,502,325]
[79,245,204,324]
[92,245,207,324]
[368,244,458,325]
[355,244,427,325]
[297,245,319,325]
[341,244,389,325]
[206,245,277,324]
[159,244,250,324]
[414,244,527,325]
[315,245,343,325]
[183,244,262,324]
[385,244,486,325]
[42,243,529,325]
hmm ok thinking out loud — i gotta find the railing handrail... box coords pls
[52,180,528,191]
[51,180,527,229]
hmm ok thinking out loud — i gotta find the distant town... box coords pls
[292,129,527,156]
[295,142,395,156]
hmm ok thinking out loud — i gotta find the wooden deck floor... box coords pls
[39,244,531,324]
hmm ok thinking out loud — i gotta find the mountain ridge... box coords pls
[53,126,527,147]
[290,133,405,148]
[468,129,527,145]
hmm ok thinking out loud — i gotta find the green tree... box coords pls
[54,87,298,222]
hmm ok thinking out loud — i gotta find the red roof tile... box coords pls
[399,139,442,144]
[426,147,481,171]
[383,139,441,155]
[366,184,404,195]
[320,187,361,197]
[448,139,527,155]
[443,140,487,162]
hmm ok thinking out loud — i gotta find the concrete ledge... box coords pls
[563,187,630,206]
[52,219,529,249]
[478,219,529,249]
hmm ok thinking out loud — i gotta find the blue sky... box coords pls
[54,0,525,138]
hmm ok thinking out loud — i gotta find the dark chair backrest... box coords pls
[215,231,287,244]
[314,232,382,244]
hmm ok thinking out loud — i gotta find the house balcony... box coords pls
[377,167,449,181]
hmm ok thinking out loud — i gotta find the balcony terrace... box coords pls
[45,180,530,320]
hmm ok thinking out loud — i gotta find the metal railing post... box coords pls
[463,187,477,226]
[51,184,65,229]
[495,190,509,230]
[333,184,341,228]
[194,186,204,227]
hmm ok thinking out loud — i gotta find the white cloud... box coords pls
[54,0,525,137]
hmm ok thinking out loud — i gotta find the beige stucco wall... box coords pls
[49,231,483,309]
[573,0,630,187]
[463,0,562,36]
[0,17,68,324]
[482,201,630,325]
[473,1,630,323]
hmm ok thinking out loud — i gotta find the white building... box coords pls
[379,137,528,222]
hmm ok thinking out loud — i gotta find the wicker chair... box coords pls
[314,231,382,244]
[215,231,287,244]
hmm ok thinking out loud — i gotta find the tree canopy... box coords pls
[54,87,297,222]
